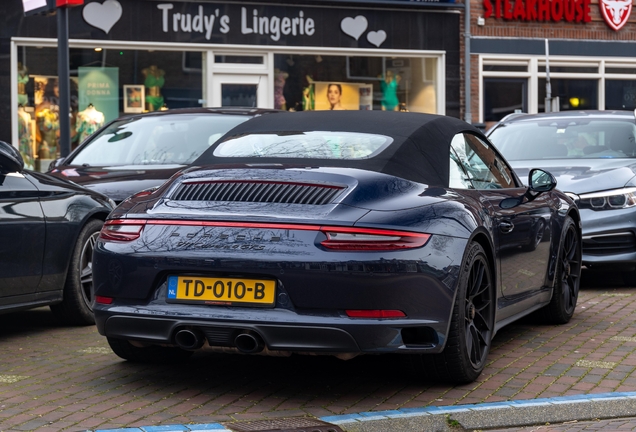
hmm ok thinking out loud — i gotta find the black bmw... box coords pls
[93,111,582,383]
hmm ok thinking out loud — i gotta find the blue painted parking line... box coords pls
[87,391,636,431]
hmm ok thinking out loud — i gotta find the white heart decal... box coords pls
[82,0,123,34]
[367,30,387,47]
[340,16,368,41]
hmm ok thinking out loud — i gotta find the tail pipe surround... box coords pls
[234,331,265,353]
[174,328,205,350]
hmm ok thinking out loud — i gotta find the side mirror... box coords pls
[0,141,24,173]
[528,168,557,192]
[48,157,65,171]
[501,168,557,209]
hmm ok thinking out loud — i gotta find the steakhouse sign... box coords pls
[484,0,633,30]
[484,0,591,23]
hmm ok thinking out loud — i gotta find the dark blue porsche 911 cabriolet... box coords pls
[92,111,582,383]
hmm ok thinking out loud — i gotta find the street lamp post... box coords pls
[55,0,84,158]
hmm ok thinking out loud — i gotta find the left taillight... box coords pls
[99,219,147,242]
[320,227,430,251]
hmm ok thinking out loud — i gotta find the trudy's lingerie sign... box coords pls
[157,4,316,41]
[70,0,460,51]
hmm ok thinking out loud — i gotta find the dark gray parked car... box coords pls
[0,141,114,325]
[487,110,636,276]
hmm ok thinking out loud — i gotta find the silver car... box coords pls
[488,110,636,277]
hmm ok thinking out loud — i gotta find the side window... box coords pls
[449,136,473,189]
[451,133,515,190]
[465,134,516,188]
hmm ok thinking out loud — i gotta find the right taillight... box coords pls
[99,219,147,242]
[320,227,431,251]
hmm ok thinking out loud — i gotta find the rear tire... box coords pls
[412,242,495,383]
[535,216,581,324]
[50,218,103,326]
[107,337,194,364]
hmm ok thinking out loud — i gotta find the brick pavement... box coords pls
[0,270,635,431]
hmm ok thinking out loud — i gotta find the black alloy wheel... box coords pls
[536,216,581,324]
[50,218,103,325]
[463,246,494,371]
[413,242,495,383]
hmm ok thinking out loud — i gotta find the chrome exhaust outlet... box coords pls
[174,328,204,349]
[234,331,264,353]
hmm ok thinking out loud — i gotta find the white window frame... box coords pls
[479,54,636,123]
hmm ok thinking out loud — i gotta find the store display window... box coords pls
[272,54,438,114]
[15,46,203,170]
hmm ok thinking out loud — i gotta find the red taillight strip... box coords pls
[100,219,431,249]
[144,220,323,231]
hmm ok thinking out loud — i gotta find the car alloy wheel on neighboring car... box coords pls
[50,218,104,326]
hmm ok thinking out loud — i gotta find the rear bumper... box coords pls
[95,308,447,354]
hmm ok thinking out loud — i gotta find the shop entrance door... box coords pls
[211,74,269,108]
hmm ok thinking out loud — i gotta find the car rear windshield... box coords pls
[69,114,249,167]
[489,119,636,160]
[213,131,393,159]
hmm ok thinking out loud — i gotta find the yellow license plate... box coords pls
[167,275,276,306]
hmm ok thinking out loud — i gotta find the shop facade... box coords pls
[2,0,462,169]
[469,0,636,127]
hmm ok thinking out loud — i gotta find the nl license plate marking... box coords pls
[167,275,276,306]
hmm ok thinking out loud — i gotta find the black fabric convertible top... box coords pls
[194,111,483,186]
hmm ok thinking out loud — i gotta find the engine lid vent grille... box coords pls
[171,181,344,205]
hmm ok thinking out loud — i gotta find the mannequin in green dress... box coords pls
[142,65,165,111]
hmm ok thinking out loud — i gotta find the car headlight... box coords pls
[575,187,636,210]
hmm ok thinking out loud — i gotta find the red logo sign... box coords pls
[599,0,632,30]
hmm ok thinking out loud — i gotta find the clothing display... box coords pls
[17,107,34,170]
[142,65,165,111]
[17,64,29,107]
[36,106,60,159]
[76,104,105,143]
[302,75,315,111]
[381,72,400,111]
[274,69,288,110]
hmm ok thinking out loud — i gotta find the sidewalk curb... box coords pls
[329,392,636,431]
[85,392,636,432]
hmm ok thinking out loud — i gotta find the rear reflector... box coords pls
[346,310,406,318]
[95,296,114,304]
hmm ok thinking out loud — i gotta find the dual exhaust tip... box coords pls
[174,328,264,353]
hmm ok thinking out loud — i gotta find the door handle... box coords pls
[499,221,514,233]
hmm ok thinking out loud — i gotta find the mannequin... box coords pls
[380,70,401,111]
[17,105,34,169]
[17,62,29,107]
[142,65,165,111]
[35,80,60,160]
[76,103,105,143]
[302,75,315,111]
[274,68,288,110]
